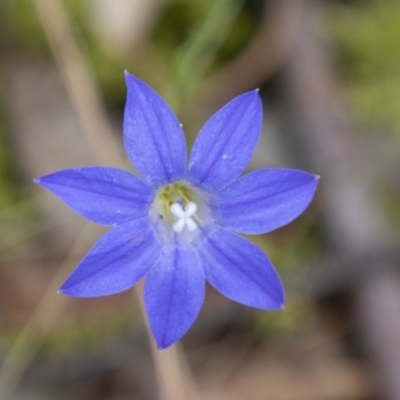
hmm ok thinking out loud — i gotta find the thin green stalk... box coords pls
[167,0,246,111]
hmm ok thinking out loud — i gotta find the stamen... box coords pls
[164,202,173,223]
[170,202,198,233]
[178,190,191,204]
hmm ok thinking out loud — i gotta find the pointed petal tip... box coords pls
[231,89,261,104]
[124,70,135,85]
[157,341,171,351]
[271,294,285,310]
[124,70,140,87]
[57,285,71,296]
[57,287,72,296]
[266,299,285,311]
[245,89,261,106]
[244,88,261,100]
[156,335,181,350]
[57,285,98,298]
[124,71,147,89]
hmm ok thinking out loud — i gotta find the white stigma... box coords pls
[170,202,197,233]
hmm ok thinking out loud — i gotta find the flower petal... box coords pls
[60,218,161,297]
[197,226,284,309]
[187,90,262,191]
[35,167,154,225]
[123,72,186,187]
[213,168,319,234]
[144,243,205,349]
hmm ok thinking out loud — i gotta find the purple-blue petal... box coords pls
[197,226,284,309]
[35,167,154,226]
[187,90,262,192]
[144,243,205,349]
[212,168,319,234]
[123,72,186,187]
[60,218,161,297]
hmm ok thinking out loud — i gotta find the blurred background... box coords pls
[1,0,400,399]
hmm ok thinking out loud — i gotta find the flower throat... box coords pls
[155,183,199,233]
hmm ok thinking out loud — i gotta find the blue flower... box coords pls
[35,72,319,349]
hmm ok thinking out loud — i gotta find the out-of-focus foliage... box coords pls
[251,220,321,338]
[155,0,254,65]
[329,0,400,133]
[3,0,256,111]
[254,295,316,339]
[0,122,16,210]
[2,0,49,56]
[156,0,254,100]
